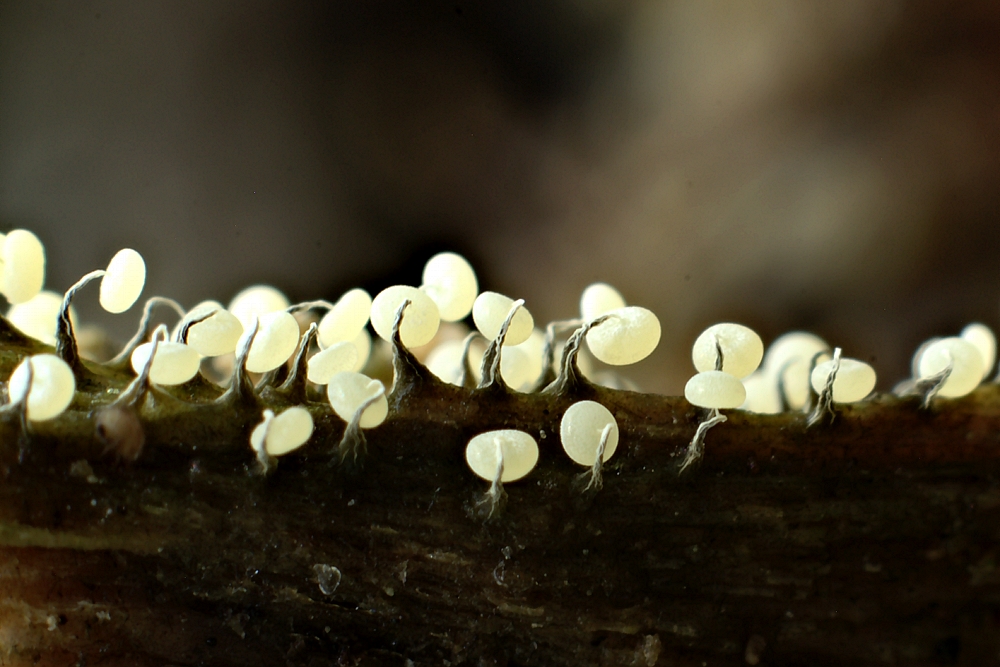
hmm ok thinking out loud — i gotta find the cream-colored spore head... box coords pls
[465,429,539,483]
[9,354,75,421]
[326,372,388,428]
[498,346,535,392]
[2,229,46,305]
[307,342,359,385]
[579,283,626,322]
[186,309,244,357]
[762,332,830,410]
[99,248,146,313]
[559,400,619,467]
[684,370,746,409]
[130,341,201,386]
[739,371,782,414]
[421,252,478,322]
[370,285,441,348]
[961,323,996,380]
[425,339,468,386]
[228,285,290,328]
[504,329,545,391]
[472,292,533,346]
[7,291,77,346]
[262,406,315,457]
[249,410,274,457]
[692,323,763,379]
[351,329,372,372]
[238,311,300,373]
[318,288,372,348]
[585,306,660,366]
[917,337,984,398]
[810,358,877,403]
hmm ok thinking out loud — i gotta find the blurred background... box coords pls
[1,1,999,393]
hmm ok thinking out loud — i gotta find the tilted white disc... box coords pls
[307,342,360,385]
[684,370,746,409]
[472,292,533,346]
[2,229,45,305]
[8,354,75,421]
[465,429,539,483]
[810,358,877,403]
[425,339,468,386]
[421,252,478,322]
[560,400,619,467]
[961,323,996,380]
[579,283,626,322]
[739,371,782,414]
[239,311,300,373]
[7,291,77,346]
[318,288,372,347]
[249,410,274,455]
[326,372,388,429]
[508,329,545,387]
[763,331,829,409]
[691,323,763,379]
[131,341,201,386]
[499,346,535,392]
[585,306,661,366]
[370,285,441,349]
[763,332,829,372]
[917,337,984,398]
[351,328,372,372]
[228,285,290,329]
[99,248,146,313]
[186,309,244,357]
[264,406,315,456]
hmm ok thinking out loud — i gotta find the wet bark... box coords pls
[0,318,998,666]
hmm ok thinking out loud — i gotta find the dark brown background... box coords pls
[2,1,999,393]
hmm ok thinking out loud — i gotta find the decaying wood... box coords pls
[0,317,998,666]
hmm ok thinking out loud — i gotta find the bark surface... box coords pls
[0,319,997,666]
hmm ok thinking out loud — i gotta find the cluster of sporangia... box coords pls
[0,228,996,514]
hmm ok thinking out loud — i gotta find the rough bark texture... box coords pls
[0,318,998,666]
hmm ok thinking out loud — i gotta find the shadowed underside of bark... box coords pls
[0,317,998,666]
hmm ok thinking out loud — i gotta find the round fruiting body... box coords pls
[559,400,620,467]
[186,309,244,357]
[585,306,661,366]
[739,371,782,414]
[228,285,290,328]
[8,354,75,421]
[2,229,46,305]
[809,358,877,403]
[351,329,372,372]
[917,337,984,398]
[960,323,996,380]
[7,291,77,346]
[762,331,829,409]
[307,342,359,385]
[472,292,533,346]
[692,323,763,379]
[326,372,388,428]
[370,285,441,349]
[255,406,315,457]
[99,248,146,313]
[130,341,201,386]
[684,370,746,409]
[421,252,478,322]
[465,429,539,483]
[239,310,300,373]
[318,288,372,348]
[579,283,626,322]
